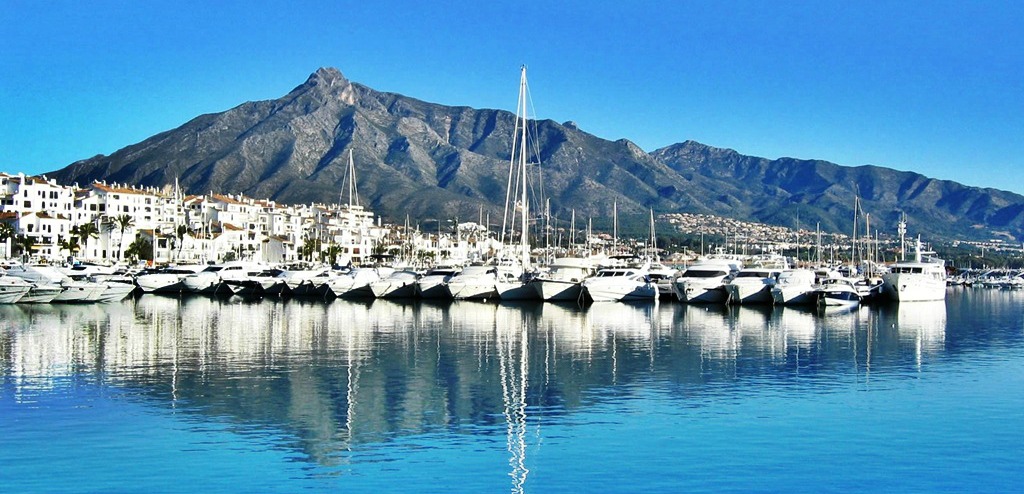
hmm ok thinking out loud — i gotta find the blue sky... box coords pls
[3,1,1023,194]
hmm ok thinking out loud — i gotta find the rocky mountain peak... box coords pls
[286,67,356,106]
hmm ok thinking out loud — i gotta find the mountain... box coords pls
[48,67,1024,241]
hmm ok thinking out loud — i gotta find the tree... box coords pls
[12,234,36,258]
[113,214,134,260]
[74,222,100,259]
[322,243,344,264]
[58,234,82,258]
[0,223,14,258]
[123,236,151,263]
[175,224,188,260]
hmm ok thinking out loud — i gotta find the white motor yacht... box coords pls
[817,277,861,307]
[648,262,680,300]
[183,261,268,295]
[770,269,818,306]
[670,259,738,304]
[3,263,103,303]
[370,269,421,299]
[445,265,501,301]
[416,264,462,299]
[135,264,206,293]
[222,268,286,296]
[582,265,658,302]
[279,266,335,296]
[530,257,596,302]
[882,240,946,302]
[325,266,394,298]
[724,267,782,304]
[17,284,63,304]
[0,273,32,303]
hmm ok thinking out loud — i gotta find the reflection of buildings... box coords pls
[1,295,962,470]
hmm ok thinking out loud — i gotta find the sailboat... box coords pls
[496,66,538,301]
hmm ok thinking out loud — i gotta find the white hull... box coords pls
[771,286,817,306]
[17,285,62,303]
[532,279,583,301]
[584,283,658,302]
[882,273,946,302]
[724,283,774,304]
[416,279,450,299]
[673,281,729,304]
[446,280,497,300]
[0,284,30,303]
[496,281,539,301]
[95,282,136,302]
[53,281,105,303]
[370,279,419,299]
[136,273,191,293]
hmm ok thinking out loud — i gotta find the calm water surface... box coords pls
[2,289,1022,492]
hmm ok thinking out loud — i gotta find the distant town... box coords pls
[2,171,1022,268]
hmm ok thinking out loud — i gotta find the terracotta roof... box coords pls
[211,194,247,206]
[92,182,149,195]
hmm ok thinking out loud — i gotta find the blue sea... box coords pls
[2,289,1021,493]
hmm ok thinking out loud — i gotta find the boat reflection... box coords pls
[0,294,971,471]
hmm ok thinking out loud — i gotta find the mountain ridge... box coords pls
[47,67,1024,241]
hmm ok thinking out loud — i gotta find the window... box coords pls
[23,200,30,208]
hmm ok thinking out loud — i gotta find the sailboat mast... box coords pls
[346,149,359,208]
[517,66,530,268]
[570,209,576,253]
[613,200,618,254]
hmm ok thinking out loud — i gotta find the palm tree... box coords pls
[57,234,81,258]
[113,214,134,260]
[75,222,100,259]
[0,222,15,257]
[12,234,35,259]
[123,236,151,263]
[175,224,188,260]
[322,243,344,265]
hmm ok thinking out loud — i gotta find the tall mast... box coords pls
[613,200,618,254]
[570,209,576,253]
[517,66,530,268]
[343,149,359,208]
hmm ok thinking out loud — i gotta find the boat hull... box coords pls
[882,273,946,302]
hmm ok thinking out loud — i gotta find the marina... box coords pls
[1,288,1021,492]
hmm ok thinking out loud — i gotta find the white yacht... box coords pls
[325,266,394,298]
[492,258,533,301]
[817,277,862,307]
[582,264,658,302]
[770,269,819,306]
[3,263,104,303]
[93,280,136,302]
[445,264,501,301]
[183,261,268,295]
[0,273,32,303]
[135,264,206,293]
[277,265,335,296]
[648,262,680,300]
[881,239,947,302]
[724,267,782,304]
[369,269,421,299]
[222,268,286,296]
[670,259,739,304]
[17,284,63,304]
[416,264,462,299]
[530,257,596,301]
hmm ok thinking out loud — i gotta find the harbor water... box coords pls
[2,289,1021,492]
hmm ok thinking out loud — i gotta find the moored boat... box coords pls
[582,264,658,302]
